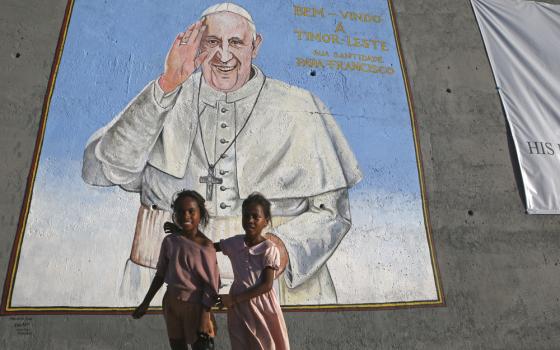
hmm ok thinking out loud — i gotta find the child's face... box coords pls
[242,204,269,237]
[174,196,201,234]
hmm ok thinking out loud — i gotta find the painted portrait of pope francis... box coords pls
[82,2,362,305]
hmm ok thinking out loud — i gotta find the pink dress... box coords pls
[220,235,290,350]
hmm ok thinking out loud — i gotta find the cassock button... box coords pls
[220,202,230,209]
[221,123,228,128]
[219,170,228,175]
[220,138,228,144]
[221,107,228,113]
[151,204,158,210]
[220,154,227,159]
[220,186,227,191]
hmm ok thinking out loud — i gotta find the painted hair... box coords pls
[171,190,209,227]
[242,192,272,222]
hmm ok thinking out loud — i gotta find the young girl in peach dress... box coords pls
[132,190,219,350]
[216,193,290,350]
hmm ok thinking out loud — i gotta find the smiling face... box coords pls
[200,12,262,92]
[242,203,269,238]
[173,196,201,235]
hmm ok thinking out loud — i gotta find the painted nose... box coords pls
[218,42,233,63]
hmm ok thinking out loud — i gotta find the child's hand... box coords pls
[198,310,214,336]
[163,221,182,234]
[132,302,149,319]
[218,294,235,308]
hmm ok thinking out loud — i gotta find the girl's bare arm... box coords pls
[219,267,275,307]
[132,275,164,318]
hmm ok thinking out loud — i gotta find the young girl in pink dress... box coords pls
[216,193,290,350]
[132,190,219,350]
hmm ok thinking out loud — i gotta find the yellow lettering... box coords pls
[307,32,322,41]
[325,59,395,75]
[294,30,341,45]
[296,57,325,68]
[345,36,389,51]
[312,50,329,57]
[335,22,345,33]
[339,11,382,23]
[333,52,383,63]
[293,5,324,17]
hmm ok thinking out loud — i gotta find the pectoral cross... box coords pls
[199,166,223,201]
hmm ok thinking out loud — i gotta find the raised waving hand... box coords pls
[159,20,209,92]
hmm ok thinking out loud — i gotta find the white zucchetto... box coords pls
[200,2,254,24]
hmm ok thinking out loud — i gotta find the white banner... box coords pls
[472,0,560,213]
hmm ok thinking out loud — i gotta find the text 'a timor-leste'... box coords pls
[291,3,394,76]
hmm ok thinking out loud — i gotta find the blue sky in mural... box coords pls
[40,0,419,195]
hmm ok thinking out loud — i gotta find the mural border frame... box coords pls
[1,0,445,315]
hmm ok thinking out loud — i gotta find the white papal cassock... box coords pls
[82,66,362,305]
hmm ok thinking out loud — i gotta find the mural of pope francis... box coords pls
[82,2,362,305]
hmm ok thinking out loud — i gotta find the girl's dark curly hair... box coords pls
[171,189,209,227]
[242,192,272,222]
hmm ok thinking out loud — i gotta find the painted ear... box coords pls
[252,34,263,59]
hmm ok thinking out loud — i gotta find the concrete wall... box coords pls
[2,0,560,349]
